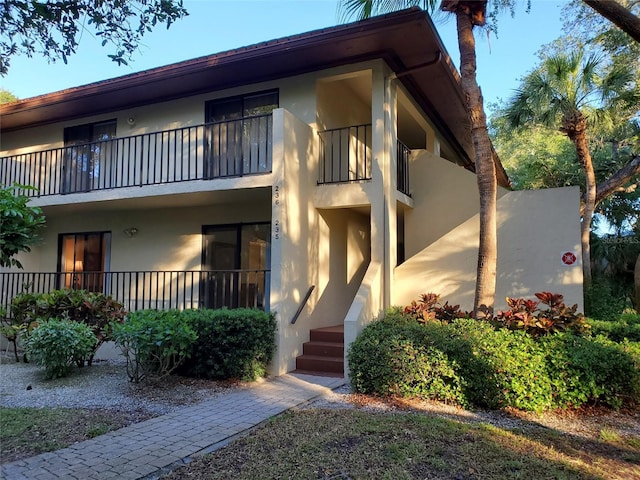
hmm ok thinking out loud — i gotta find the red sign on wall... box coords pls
[561,251,577,266]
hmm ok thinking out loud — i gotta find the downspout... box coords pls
[391,52,442,80]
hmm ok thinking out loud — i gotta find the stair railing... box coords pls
[290,285,315,325]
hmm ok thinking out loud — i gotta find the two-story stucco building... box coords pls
[0,8,583,377]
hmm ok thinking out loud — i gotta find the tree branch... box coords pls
[595,155,640,206]
[582,0,640,43]
[579,155,640,215]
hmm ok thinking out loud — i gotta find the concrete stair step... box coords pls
[309,325,344,343]
[303,340,344,357]
[296,354,344,374]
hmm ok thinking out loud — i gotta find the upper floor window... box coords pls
[205,90,278,122]
[204,91,278,178]
[62,120,117,193]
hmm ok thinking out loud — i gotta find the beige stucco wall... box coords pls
[11,200,271,273]
[269,109,373,375]
[1,61,382,156]
[269,109,318,374]
[404,151,509,257]
[316,71,372,131]
[394,185,584,312]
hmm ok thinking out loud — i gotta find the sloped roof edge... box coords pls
[0,8,510,188]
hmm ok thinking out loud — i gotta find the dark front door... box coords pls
[201,223,270,309]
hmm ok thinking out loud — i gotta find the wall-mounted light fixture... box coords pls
[127,116,136,126]
[123,227,139,238]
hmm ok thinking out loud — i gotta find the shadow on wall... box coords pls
[308,208,371,329]
[393,186,583,312]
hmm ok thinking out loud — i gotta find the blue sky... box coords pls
[2,0,567,111]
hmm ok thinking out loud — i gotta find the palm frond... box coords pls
[337,0,437,22]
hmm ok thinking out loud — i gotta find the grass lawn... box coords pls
[2,401,639,479]
[0,407,153,464]
[161,407,640,480]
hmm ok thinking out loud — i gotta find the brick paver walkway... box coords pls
[1,373,345,480]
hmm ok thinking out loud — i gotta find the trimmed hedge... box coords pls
[177,308,277,381]
[348,312,640,412]
[112,308,276,382]
[348,311,464,405]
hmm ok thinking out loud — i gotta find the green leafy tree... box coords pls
[493,1,639,311]
[0,184,46,268]
[340,0,524,317]
[0,0,188,76]
[503,50,639,288]
[0,88,17,103]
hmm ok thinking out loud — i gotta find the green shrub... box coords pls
[111,310,197,383]
[584,277,630,320]
[588,312,640,342]
[348,311,464,405]
[541,334,640,409]
[420,318,554,412]
[11,289,126,364]
[178,308,277,381]
[24,318,97,379]
[349,311,639,411]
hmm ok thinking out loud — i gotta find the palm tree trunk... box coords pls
[635,252,640,314]
[566,115,595,289]
[453,9,498,317]
[582,0,640,43]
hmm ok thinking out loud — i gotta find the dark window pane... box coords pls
[62,120,116,193]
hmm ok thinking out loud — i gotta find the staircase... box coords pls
[295,325,344,377]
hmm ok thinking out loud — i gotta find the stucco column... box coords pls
[269,108,286,375]
[369,65,386,314]
[384,67,398,308]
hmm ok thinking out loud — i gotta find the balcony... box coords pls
[318,124,372,184]
[397,140,411,197]
[0,114,273,197]
[317,124,411,197]
[0,269,270,314]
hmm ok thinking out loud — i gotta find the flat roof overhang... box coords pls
[0,8,510,187]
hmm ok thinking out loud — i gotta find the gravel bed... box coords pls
[3,353,639,441]
[0,355,242,415]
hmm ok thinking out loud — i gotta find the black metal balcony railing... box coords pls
[0,270,270,315]
[318,124,372,184]
[397,140,411,197]
[0,114,273,197]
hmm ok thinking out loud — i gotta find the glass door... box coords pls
[204,91,277,178]
[201,223,270,309]
[58,232,111,292]
[62,120,116,193]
